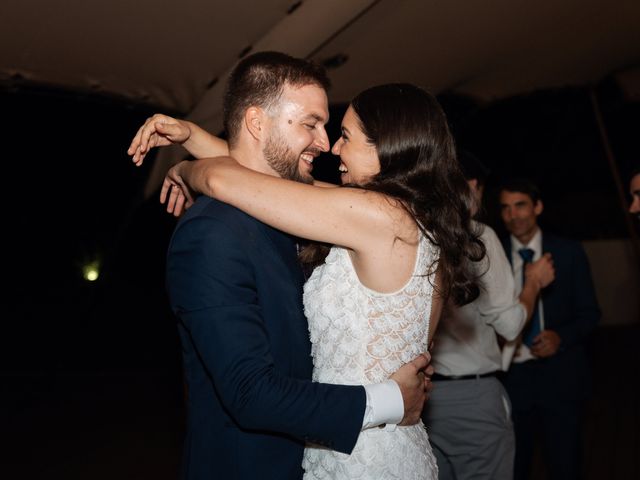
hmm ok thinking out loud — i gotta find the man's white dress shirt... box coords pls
[502,229,545,367]
[432,223,527,375]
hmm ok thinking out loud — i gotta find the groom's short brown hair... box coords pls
[223,51,331,147]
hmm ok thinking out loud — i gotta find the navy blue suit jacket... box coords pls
[502,232,600,404]
[167,196,366,480]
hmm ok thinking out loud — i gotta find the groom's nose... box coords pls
[314,126,330,152]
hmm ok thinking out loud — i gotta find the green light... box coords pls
[82,261,101,282]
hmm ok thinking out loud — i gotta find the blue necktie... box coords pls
[518,248,540,347]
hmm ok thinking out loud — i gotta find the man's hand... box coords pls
[390,353,431,426]
[424,361,435,402]
[525,253,555,289]
[424,340,435,401]
[520,253,555,325]
[530,329,561,358]
[128,113,191,166]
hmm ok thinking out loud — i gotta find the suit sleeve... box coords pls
[553,242,600,350]
[168,215,366,454]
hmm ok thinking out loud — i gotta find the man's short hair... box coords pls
[223,51,331,147]
[499,177,542,204]
[457,148,490,185]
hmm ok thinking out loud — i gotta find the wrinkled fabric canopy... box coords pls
[2,0,638,193]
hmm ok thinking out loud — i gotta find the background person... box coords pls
[499,178,600,480]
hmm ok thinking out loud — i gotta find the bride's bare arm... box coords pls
[164,157,398,252]
[130,116,338,191]
[128,113,229,166]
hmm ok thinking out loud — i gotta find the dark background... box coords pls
[2,75,638,478]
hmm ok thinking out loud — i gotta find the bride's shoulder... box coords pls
[348,189,415,227]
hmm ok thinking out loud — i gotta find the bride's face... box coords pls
[331,106,380,185]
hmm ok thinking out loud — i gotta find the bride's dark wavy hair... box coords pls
[301,83,485,306]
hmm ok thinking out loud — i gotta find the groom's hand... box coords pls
[391,353,431,426]
[424,361,435,401]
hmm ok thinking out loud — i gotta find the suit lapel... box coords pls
[540,231,557,303]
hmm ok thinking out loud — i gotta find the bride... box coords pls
[130,83,484,479]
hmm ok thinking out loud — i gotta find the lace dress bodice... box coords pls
[302,234,439,480]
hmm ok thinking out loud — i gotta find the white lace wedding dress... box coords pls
[302,235,439,480]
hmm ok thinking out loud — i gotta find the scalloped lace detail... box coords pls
[302,235,439,479]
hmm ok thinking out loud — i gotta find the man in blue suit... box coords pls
[158,52,430,480]
[498,178,600,480]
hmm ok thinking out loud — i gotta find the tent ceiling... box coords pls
[310,0,640,102]
[2,0,638,116]
[2,0,638,194]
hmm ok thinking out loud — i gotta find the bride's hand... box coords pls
[160,156,241,216]
[160,161,197,217]
[128,113,192,167]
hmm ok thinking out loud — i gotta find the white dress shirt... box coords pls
[431,223,527,375]
[362,381,403,429]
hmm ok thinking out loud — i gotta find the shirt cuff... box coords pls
[361,380,404,430]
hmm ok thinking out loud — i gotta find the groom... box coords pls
[130,52,431,480]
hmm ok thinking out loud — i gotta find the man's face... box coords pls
[262,83,330,183]
[500,190,542,243]
[629,173,640,218]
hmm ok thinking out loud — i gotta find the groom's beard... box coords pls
[263,131,315,184]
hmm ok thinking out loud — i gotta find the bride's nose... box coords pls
[331,138,342,155]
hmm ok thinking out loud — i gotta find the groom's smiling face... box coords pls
[262,83,330,184]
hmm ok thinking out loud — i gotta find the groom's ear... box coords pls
[245,106,266,141]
